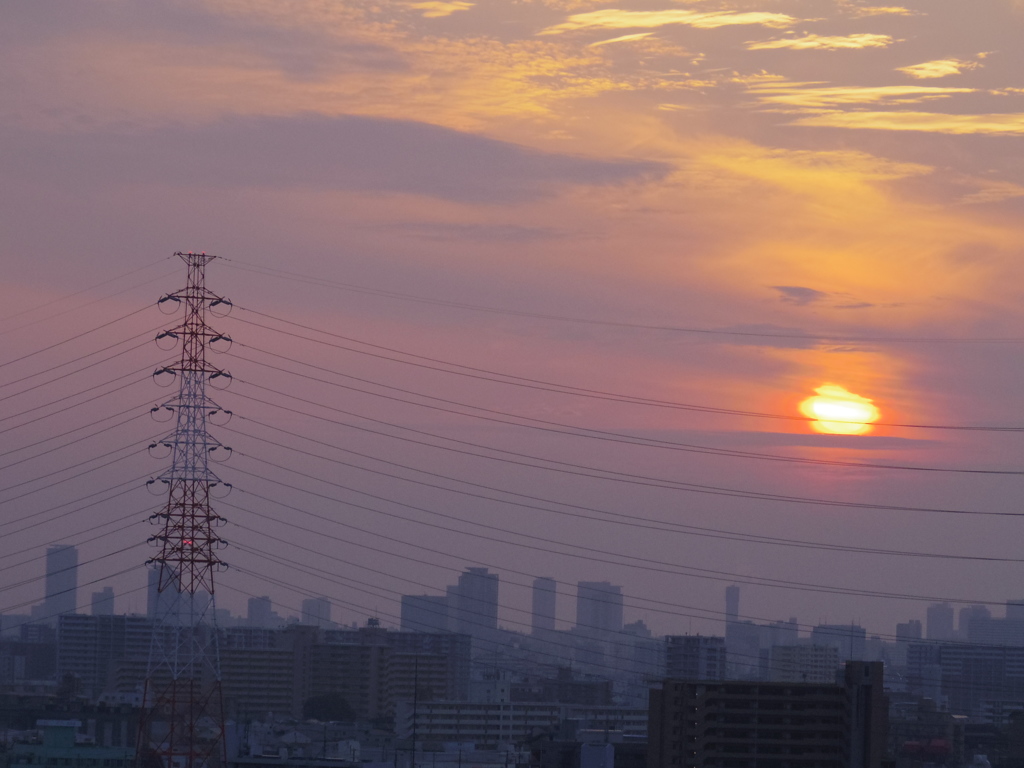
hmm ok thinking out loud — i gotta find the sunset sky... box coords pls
[3,0,1024,640]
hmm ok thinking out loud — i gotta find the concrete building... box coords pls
[396,701,648,743]
[400,595,448,634]
[575,582,623,638]
[1008,600,1024,621]
[44,545,78,619]
[648,661,888,768]
[7,720,134,768]
[927,603,955,641]
[725,585,739,628]
[896,620,922,642]
[248,596,274,627]
[301,597,332,628]
[907,641,1024,717]
[811,624,867,662]
[532,577,557,636]
[220,622,472,721]
[449,568,499,649]
[666,636,726,681]
[56,614,154,700]
[91,587,114,617]
[957,604,991,639]
[769,644,840,683]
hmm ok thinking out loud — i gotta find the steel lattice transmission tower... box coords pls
[138,252,232,768]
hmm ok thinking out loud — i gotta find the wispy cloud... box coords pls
[408,1,474,17]
[751,83,974,109]
[960,179,1024,204]
[587,32,655,47]
[773,285,829,306]
[540,9,796,35]
[747,33,895,50]
[790,111,1024,134]
[844,5,915,17]
[897,58,982,79]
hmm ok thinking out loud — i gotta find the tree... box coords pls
[302,693,356,722]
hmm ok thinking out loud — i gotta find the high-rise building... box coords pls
[810,623,867,662]
[531,577,557,636]
[400,595,448,633]
[725,585,739,628]
[301,597,332,628]
[91,587,115,616]
[768,644,840,683]
[575,581,623,638]
[926,602,955,640]
[147,564,174,620]
[665,636,726,680]
[896,619,922,641]
[957,604,991,639]
[1007,599,1024,621]
[450,568,499,640]
[44,545,78,618]
[248,596,274,627]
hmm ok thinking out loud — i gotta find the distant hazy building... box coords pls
[449,568,499,641]
[811,623,866,662]
[666,635,726,680]
[769,644,840,683]
[760,618,799,649]
[1008,600,1024,621]
[575,581,623,638]
[957,604,991,639]
[532,577,557,635]
[896,620,922,642]
[927,602,955,641]
[147,565,177,621]
[400,594,448,633]
[725,585,740,628]
[44,545,78,619]
[300,597,332,628]
[90,587,114,617]
[247,596,275,628]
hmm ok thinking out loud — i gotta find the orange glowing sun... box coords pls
[799,384,880,435]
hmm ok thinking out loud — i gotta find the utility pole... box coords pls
[137,252,232,768]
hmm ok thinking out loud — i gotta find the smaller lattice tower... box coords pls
[138,252,232,768]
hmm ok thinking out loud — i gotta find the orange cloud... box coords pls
[750,83,974,109]
[790,111,1024,134]
[540,9,796,35]
[897,58,982,79]
[408,1,474,17]
[747,33,895,50]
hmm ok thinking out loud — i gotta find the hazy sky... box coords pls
[2,0,1024,641]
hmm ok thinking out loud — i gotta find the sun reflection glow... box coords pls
[799,384,880,435]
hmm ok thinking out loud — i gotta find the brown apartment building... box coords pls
[649,661,887,768]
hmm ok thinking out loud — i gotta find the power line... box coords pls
[0,408,150,471]
[0,437,155,507]
[0,333,161,403]
[229,344,1019,475]
[221,259,1024,344]
[0,257,171,326]
[225,466,1002,607]
[229,309,1024,433]
[229,383,1003,517]
[0,305,154,371]
[222,418,1024,564]
[0,372,152,436]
